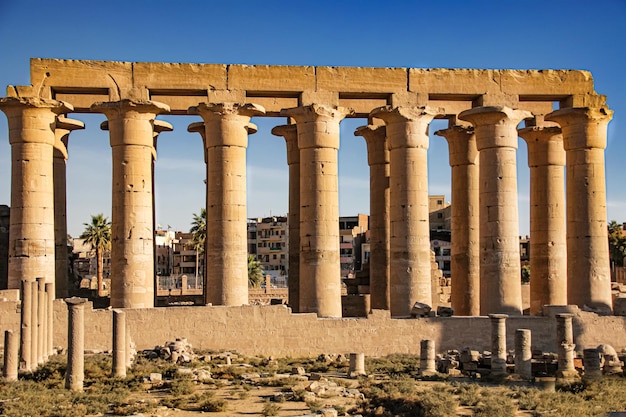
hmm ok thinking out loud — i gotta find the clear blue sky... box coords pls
[1,0,624,237]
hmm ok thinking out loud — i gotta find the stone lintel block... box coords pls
[500,69,594,96]
[317,66,407,93]
[390,91,420,108]
[300,91,339,107]
[208,89,246,104]
[246,96,299,116]
[561,94,606,108]
[409,68,500,96]
[133,62,226,91]
[228,64,315,92]
[339,97,389,117]
[427,100,472,117]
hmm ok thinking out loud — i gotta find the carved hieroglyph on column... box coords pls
[189,103,265,306]
[546,107,613,314]
[53,116,85,298]
[435,122,480,316]
[518,117,567,314]
[371,106,437,317]
[459,106,531,315]
[272,124,301,312]
[92,99,170,309]
[282,104,352,318]
[0,97,72,289]
[354,124,390,311]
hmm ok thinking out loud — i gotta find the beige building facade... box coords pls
[0,59,614,316]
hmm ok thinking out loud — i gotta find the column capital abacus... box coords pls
[354,124,388,166]
[434,125,477,167]
[281,103,352,122]
[546,106,613,151]
[518,124,565,168]
[54,116,85,159]
[189,102,265,119]
[189,102,265,148]
[151,120,173,162]
[459,106,531,150]
[281,104,352,150]
[0,96,73,114]
[91,99,170,118]
[370,105,439,150]
[1,97,74,146]
[271,124,299,165]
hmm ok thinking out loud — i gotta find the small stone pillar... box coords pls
[37,277,45,364]
[189,103,265,307]
[348,353,366,377]
[271,124,301,312]
[92,99,170,309]
[65,297,87,391]
[355,124,390,311]
[0,97,72,290]
[489,314,508,376]
[546,107,613,313]
[515,329,532,379]
[4,330,18,381]
[435,122,480,316]
[20,280,33,371]
[420,339,437,376]
[53,116,84,298]
[45,283,54,357]
[459,107,531,315]
[555,313,578,378]
[281,104,352,318]
[583,348,602,378]
[112,309,126,378]
[371,106,438,316]
[30,279,38,368]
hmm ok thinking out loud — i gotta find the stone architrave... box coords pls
[281,104,352,318]
[371,106,438,317]
[271,124,301,312]
[0,97,73,289]
[518,117,567,314]
[53,116,85,298]
[435,122,480,316]
[65,297,88,391]
[189,103,265,306]
[355,124,390,311]
[20,280,33,371]
[92,99,170,309]
[459,106,531,316]
[489,314,508,376]
[546,107,613,314]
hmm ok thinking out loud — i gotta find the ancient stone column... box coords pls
[489,313,508,376]
[546,107,613,314]
[459,107,531,315]
[348,352,366,377]
[3,330,18,382]
[434,122,480,316]
[30,278,38,368]
[65,297,87,391]
[45,282,54,357]
[0,97,72,289]
[515,329,532,379]
[20,280,32,371]
[518,117,567,315]
[37,277,45,364]
[53,116,85,298]
[271,124,301,312]
[555,313,577,378]
[189,103,265,306]
[112,309,126,378]
[355,124,390,311]
[281,104,351,318]
[92,100,170,309]
[371,106,438,317]
[420,339,437,376]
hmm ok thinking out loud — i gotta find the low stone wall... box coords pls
[32,302,626,357]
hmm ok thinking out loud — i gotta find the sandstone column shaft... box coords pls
[555,313,576,376]
[45,282,54,356]
[420,339,437,375]
[515,328,532,379]
[53,117,85,298]
[348,352,366,377]
[272,124,301,312]
[0,97,72,289]
[519,120,567,314]
[65,297,87,391]
[30,279,38,368]
[20,280,32,371]
[37,277,45,364]
[355,125,390,311]
[3,330,18,381]
[281,104,351,318]
[546,107,613,313]
[112,309,126,378]
[92,100,170,309]
[435,124,480,316]
[190,103,265,306]
[460,107,530,315]
[490,313,508,376]
[371,106,437,316]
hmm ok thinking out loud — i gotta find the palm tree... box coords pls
[190,208,207,286]
[248,255,264,288]
[80,214,111,297]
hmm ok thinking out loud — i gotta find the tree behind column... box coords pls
[80,214,111,297]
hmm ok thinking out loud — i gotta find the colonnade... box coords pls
[0,93,614,316]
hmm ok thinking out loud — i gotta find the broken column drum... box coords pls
[489,314,508,376]
[65,297,88,391]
